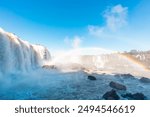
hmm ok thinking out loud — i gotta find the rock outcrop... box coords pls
[122,93,146,100]
[109,81,127,90]
[102,89,120,100]
[87,75,97,80]
[139,77,150,83]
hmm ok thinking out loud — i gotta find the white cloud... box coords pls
[104,4,128,31]
[72,36,82,48]
[88,4,128,38]
[88,25,104,37]
[64,36,82,49]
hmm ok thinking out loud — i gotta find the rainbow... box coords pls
[120,53,150,71]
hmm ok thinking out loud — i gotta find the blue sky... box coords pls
[0,0,150,52]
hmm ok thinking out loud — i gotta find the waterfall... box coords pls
[0,28,51,74]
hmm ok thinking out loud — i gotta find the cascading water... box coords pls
[0,28,51,74]
[50,48,150,77]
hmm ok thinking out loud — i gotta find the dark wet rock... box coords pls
[42,65,57,69]
[102,89,120,100]
[122,93,146,100]
[120,74,135,78]
[88,75,96,80]
[114,74,135,80]
[102,73,106,75]
[109,81,127,90]
[114,74,121,78]
[139,77,150,83]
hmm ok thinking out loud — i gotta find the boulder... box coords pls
[122,93,146,100]
[114,74,121,78]
[87,75,96,80]
[102,89,120,100]
[42,65,57,69]
[109,81,127,90]
[120,74,134,78]
[139,77,150,83]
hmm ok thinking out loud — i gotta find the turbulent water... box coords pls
[0,28,150,100]
[0,28,51,74]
